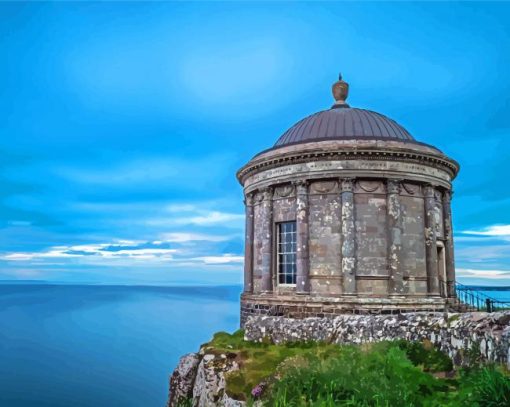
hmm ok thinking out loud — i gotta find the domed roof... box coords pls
[274,74,415,148]
[274,106,414,147]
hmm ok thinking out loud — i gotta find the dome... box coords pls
[274,106,414,147]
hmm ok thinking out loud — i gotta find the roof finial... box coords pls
[332,73,349,108]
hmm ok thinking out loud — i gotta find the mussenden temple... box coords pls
[168,76,510,407]
[237,75,460,325]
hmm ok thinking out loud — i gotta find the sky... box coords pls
[1,2,510,286]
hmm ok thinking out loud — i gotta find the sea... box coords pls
[0,284,241,407]
[0,284,509,407]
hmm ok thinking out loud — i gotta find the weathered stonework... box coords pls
[244,312,510,368]
[237,79,460,323]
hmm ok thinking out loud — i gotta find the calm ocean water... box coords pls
[476,288,510,302]
[1,284,509,407]
[0,284,241,407]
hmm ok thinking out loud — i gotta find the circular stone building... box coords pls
[237,76,459,325]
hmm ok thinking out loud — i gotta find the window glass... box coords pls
[277,221,297,285]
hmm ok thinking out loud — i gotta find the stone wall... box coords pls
[240,293,447,327]
[309,181,342,295]
[246,176,453,299]
[244,312,510,368]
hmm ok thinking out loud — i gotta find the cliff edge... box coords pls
[168,311,510,406]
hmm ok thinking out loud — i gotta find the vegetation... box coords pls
[200,330,510,406]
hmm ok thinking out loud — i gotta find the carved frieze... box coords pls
[274,184,295,199]
[401,182,422,196]
[237,148,459,183]
[356,180,385,194]
[243,159,453,191]
[309,180,339,194]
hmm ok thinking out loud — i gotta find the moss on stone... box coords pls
[448,313,461,323]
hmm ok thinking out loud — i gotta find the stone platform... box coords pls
[241,292,449,327]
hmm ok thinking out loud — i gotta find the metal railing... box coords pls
[453,282,510,312]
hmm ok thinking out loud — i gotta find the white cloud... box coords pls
[192,254,244,264]
[0,234,244,272]
[3,249,82,261]
[160,232,234,243]
[147,209,244,228]
[1,241,177,262]
[462,224,510,237]
[164,204,244,225]
[456,268,510,279]
[179,211,244,226]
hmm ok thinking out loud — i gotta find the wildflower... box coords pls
[251,382,265,399]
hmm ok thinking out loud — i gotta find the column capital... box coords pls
[387,179,402,195]
[244,192,255,206]
[340,178,355,193]
[443,189,453,202]
[261,187,273,201]
[423,183,436,198]
[292,179,309,194]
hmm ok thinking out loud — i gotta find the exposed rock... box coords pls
[168,353,201,407]
[169,351,244,407]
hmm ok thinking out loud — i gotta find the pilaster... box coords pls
[243,192,254,293]
[340,178,356,294]
[294,180,310,294]
[424,184,439,295]
[443,189,456,297]
[260,187,274,292]
[387,179,404,295]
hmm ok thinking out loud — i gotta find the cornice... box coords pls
[237,148,459,185]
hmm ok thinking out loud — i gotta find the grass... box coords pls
[197,330,510,406]
[203,330,345,400]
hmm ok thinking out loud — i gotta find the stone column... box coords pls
[260,187,274,293]
[387,179,404,295]
[341,178,356,294]
[424,184,439,295]
[243,192,254,293]
[443,189,456,297]
[295,180,310,294]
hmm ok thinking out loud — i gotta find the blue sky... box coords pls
[1,2,509,286]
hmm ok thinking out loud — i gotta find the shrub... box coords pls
[392,339,453,372]
[457,366,510,407]
[265,346,450,406]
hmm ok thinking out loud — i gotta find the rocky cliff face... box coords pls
[167,351,245,407]
[168,311,510,406]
